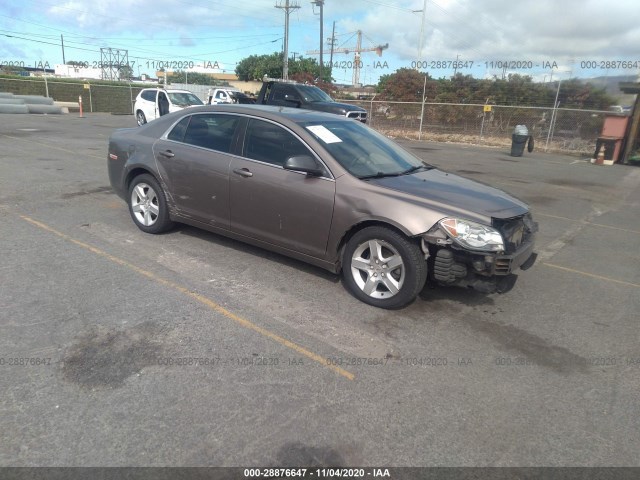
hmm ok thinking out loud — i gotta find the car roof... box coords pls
[177,104,349,124]
[141,88,196,94]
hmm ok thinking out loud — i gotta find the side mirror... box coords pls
[284,156,324,177]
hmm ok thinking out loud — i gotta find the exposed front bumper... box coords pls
[493,236,537,275]
[427,235,537,294]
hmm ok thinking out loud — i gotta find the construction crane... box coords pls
[307,30,388,86]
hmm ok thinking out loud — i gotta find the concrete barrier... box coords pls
[0,104,29,114]
[14,95,55,105]
[26,104,65,114]
[0,93,66,114]
[0,98,26,105]
[54,101,80,112]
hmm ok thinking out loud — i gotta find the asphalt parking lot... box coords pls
[1,112,639,468]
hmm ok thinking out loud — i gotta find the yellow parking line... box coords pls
[536,212,640,235]
[0,133,104,160]
[19,215,355,381]
[543,262,640,289]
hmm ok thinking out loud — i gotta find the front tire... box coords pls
[342,226,427,309]
[128,174,174,234]
[136,110,147,126]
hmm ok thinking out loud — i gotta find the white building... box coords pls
[55,64,103,80]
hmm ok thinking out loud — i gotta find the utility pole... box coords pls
[328,21,336,68]
[275,0,300,80]
[61,34,65,64]
[312,0,324,81]
[417,0,427,64]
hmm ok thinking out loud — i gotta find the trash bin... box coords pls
[511,125,529,157]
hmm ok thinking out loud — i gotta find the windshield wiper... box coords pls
[359,171,404,180]
[400,164,432,175]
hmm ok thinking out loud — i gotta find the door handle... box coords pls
[233,168,253,178]
[159,150,175,158]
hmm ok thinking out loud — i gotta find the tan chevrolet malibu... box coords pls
[108,105,537,309]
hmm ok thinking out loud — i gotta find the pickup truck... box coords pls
[257,80,367,122]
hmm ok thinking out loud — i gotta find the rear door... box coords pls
[153,113,242,228]
[149,89,159,121]
[229,118,335,258]
[139,89,157,121]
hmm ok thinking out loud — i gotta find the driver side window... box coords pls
[243,119,312,167]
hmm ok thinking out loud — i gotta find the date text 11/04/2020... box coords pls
[243,468,392,478]
[2,60,222,70]
[325,60,561,71]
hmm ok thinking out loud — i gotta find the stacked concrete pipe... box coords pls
[0,93,66,114]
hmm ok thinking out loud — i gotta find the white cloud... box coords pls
[2,0,639,81]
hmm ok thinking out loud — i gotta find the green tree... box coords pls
[288,56,331,83]
[235,52,284,81]
[235,52,331,82]
[553,79,614,109]
[376,68,435,101]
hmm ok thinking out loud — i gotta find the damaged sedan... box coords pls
[108,105,537,308]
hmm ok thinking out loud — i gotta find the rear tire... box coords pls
[136,110,147,126]
[342,226,427,309]
[128,174,174,234]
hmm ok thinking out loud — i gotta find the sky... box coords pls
[1,0,640,85]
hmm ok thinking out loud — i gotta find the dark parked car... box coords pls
[108,105,537,308]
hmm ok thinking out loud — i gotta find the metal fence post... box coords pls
[369,94,376,128]
[418,75,427,141]
[545,79,561,151]
[129,82,134,114]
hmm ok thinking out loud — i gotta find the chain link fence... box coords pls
[1,76,608,155]
[343,99,608,155]
[0,76,144,114]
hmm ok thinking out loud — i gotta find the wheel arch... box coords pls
[335,219,421,273]
[125,167,160,191]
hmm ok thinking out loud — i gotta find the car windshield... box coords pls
[168,92,204,107]
[296,85,334,103]
[302,120,430,178]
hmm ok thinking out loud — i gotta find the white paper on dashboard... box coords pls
[306,125,343,144]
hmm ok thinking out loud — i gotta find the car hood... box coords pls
[308,101,366,113]
[366,169,529,220]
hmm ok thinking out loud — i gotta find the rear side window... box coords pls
[243,119,311,167]
[141,90,156,102]
[179,114,240,153]
[167,117,190,142]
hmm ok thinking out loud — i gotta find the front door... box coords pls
[229,118,335,259]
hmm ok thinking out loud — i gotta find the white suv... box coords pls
[134,88,203,126]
